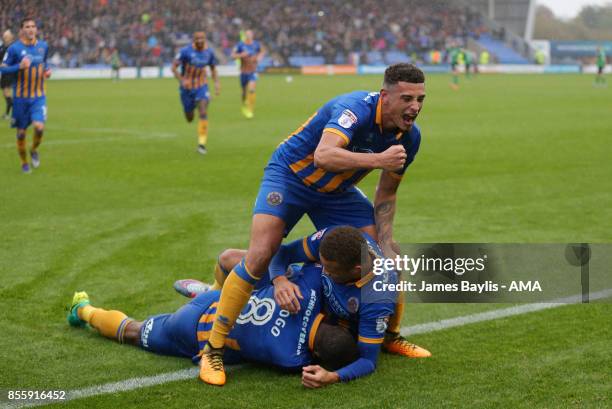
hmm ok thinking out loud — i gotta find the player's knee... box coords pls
[123,321,143,346]
[245,247,275,275]
[185,113,194,122]
[33,123,44,133]
[218,249,246,272]
[16,131,26,141]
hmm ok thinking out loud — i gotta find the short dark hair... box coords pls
[313,323,359,371]
[21,17,36,28]
[319,226,365,272]
[383,63,425,87]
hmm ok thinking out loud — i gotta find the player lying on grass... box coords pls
[183,226,430,384]
[268,225,431,358]
[66,263,359,388]
[208,226,431,358]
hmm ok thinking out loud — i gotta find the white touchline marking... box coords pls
[400,288,612,336]
[4,288,611,409]
[50,127,177,138]
[0,127,177,148]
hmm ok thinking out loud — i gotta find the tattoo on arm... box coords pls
[375,200,396,244]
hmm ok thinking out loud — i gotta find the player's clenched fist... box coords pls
[378,144,406,171]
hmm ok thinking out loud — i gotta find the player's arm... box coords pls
[256,44,265,63]
[0,47,29,73]
[209,52,220,96]
[314,132,406,173]
[314,102,407,173]
[230,45,247,60]
[270,234,321,312]
[303,315,386,387]
[210,64,220,95]
[374,170,402,257]
[171,59,182,80]
[171,53,188,87]
[43,44,51,78]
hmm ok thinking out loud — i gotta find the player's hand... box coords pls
[378,145,406,171]
[181,78,191,88]
[20,57,31,69]
[302,365,339,388]
[273,275,303,313]
[380,239,401,260]
[44,68,52,79]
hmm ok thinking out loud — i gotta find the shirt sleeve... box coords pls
[336,308,390,382]
[209,50,218,66]
[1,45,18,68]
[174,48,186,64]
[44,43,49,68]
[268,229,326,281]
[323,99,370,147]
[234,43,243,54]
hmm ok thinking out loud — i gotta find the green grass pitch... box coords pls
[0,73,611,408]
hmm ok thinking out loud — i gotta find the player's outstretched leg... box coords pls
[199,214,285,386]
[16,130,30,173]
[66,291,134,344]
[240,82,250,118]
[30,123,44,169]
[245,81,256,119]
[196,99,209,154]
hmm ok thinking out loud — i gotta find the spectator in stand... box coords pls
[0,0,487,68]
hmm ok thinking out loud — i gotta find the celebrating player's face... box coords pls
[383,82,426,132]
[193,32,206,50]
[21,21,37,41]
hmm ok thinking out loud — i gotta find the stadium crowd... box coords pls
[1,0,487,67]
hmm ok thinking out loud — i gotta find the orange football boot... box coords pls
[382,331,432,358]
[199,345,226,386]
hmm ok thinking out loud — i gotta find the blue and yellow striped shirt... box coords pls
[270,91,421,193]
[2,38,48,99]
[175,44,217,90]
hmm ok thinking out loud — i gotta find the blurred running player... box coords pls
[110,48,120,81]
[0,30,16,119]
[449,45,461,90]
[595,46,607,86]
[0,18,50,174]
[200,63,426,385]
[66,264,359,388]
[231,29,264,119]
[172,31,220,154]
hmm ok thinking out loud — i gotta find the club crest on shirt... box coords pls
[266,191,283,206]
[347,296,359,313]
[311,228,327,241]
[376,316,389,334]
[338,109,357,129]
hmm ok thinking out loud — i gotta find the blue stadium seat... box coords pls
[288,56,326,66]
[386,51,410,64]
[476,34,529,64]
